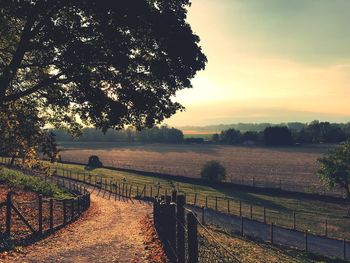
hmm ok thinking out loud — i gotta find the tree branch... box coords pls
[3,72,64,102]
[0,15,36,100]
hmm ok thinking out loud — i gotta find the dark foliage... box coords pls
[317,140,350,198]
[220,128,241,144]
[53,125,184,144]
[263,126,293,146]
[200,160,226,182]
[0,0,206,132]
[87,155,103,168]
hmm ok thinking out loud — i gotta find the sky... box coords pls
[166,0,350,127]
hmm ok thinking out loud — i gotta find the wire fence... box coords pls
[189,205,349,260]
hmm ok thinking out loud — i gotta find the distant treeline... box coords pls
[53,126,184,144]
[179,122,343,133]
[213,121,350,146]
[53,121,350,146]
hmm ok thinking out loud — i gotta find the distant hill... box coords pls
[178,122,307,133]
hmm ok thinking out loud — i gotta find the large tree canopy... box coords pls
[0,0,206,131]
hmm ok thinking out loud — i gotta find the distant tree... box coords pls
[220,128,241,144]
[0,0,206,132]
[263,126,293,146]
[87,155,103,168]
[165,127,184,143]
[317,140,350,198]
[297,121,348,144]
[200,161,226,182]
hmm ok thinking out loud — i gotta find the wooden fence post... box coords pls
[250,205,253,219]
[215,196,218,211]
[270,222,274,244]
[129,184,132,198]
[324,219,328,237]
[63,200,67,224]
[171,190,177,203]
[205,196,208,208]
[168,203,177,262]
[177,195,186,263]
[38,194,43,235]
[77,197,81,215]
[6,192,12,238]
[305,230,308,252]
[227,199,230,213]
[293,211,296,230]
[239,200,242,217]
[187,212,198,263]
[202,206,205,225]
[71,199,75,220]
[240,216,244,236]
[49,198,54,231]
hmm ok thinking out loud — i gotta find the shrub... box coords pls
[87,155,103,168]
[317,140,350,199]
[200,161,226,182]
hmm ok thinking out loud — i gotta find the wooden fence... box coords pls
[153,192,240,263]
[0,176,90,249]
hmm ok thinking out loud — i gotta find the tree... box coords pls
[317,141,350,198]
[0,0,206,132]
[87,155,103,168]
[220,128,241,144]
[263,126,293,146]
[200,160,226,182]
[0,101,59,166]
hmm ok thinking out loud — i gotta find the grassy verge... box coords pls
[48,162,350,239]
[0,166,72,199]
[201,225,345,263]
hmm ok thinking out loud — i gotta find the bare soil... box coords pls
[59,142,333,187]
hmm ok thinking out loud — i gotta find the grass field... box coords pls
[48,161,350,240]
[202,225,346,263]
[57,141,336,194]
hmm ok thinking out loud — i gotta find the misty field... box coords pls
[58,142,336,193]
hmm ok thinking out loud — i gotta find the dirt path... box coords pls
[3,188,153,263]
